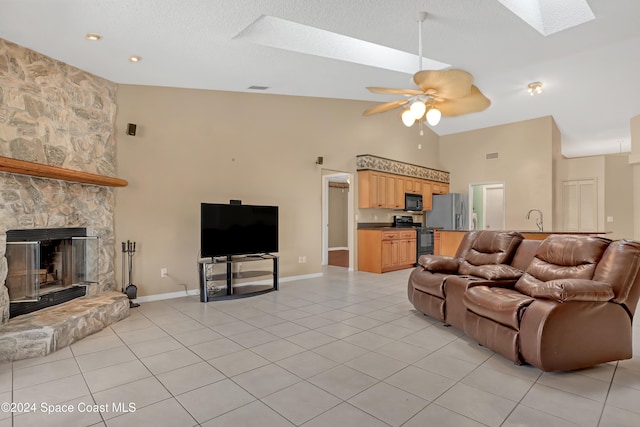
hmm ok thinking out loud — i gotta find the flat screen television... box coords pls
[200,203,279,257]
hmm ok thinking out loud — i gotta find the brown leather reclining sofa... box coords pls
[407,230,640,371]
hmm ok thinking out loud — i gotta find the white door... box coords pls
[482,185,505,230]
[563,179,597,231]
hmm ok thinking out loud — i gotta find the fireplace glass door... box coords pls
[6,236,99,303]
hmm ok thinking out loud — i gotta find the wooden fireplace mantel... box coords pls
[0,156,128,187]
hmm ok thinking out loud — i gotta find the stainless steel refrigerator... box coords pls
[426,193,468,230]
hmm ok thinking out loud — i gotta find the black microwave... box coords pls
[405,193,423,211]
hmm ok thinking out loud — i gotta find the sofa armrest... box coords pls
[527,279,615,302]
[417,255,459,273]
[458,262,523,281]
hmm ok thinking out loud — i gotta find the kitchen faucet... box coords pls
[526,209,544,231]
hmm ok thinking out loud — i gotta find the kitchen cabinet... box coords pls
[405,179,421,194]
[358,170,386,208]
[358,229,416,273]
[433,230,466,256]
[394,176,405,209]
[421,181,433,211]
[358,171,449,210]
[432,182,449,195]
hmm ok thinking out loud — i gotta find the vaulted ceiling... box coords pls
[1,0,639,157]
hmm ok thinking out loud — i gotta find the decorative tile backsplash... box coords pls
[356,154,449,183]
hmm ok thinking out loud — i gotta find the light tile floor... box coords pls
[2,266,640,426]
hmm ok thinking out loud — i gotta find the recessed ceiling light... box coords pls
[85,33,102,41]
[527,81,543,95]
[129,56,141,63]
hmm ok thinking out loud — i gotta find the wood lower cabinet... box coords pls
[434,230,467,256]
[358,229,416,273]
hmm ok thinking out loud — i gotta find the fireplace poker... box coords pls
[121,242,126,293]
[124,240,140,308]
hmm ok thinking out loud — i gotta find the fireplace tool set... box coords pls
[122,240,140,308]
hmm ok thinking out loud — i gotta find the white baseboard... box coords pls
[134,272,324,303]
[328,247,349,251]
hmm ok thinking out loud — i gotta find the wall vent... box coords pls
[247,85,270,90]
[486,152,499,160]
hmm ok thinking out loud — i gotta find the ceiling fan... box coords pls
[363,12,490,130]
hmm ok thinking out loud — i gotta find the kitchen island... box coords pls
[434,230,610,256]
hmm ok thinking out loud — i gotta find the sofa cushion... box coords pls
[418,255,459,273]
[463,231,524,266]
[457,262,523,281]
[463,286,535,330]
[515,236,610,294]
[524,278,615,302]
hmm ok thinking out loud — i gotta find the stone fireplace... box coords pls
[0,38,129,361]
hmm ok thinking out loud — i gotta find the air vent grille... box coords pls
[486,152,499,160]
[247,85,270,90]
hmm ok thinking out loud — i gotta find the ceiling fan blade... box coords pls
[437,86,491,116]
[413,69,473,100]
[367,87,425,96]
[363,99,410,116]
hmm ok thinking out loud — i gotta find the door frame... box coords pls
[468,181,506,230]
[322,172,354,270]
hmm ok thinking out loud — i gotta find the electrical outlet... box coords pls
[606,216,614,223]
[298,256,303,263]
[161,268,168,278]
[302,256,307,263]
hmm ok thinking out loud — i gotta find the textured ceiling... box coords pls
[1,0,639,157]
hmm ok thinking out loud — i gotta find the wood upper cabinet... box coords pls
[394,176,405,209]
[358,170,386,208]
[432,182,450,195]
[421,181,433,211]
[358,171,449,210]
[405,179,421,194]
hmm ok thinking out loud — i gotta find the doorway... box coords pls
[469,182,505,230]
[322,172,354,270]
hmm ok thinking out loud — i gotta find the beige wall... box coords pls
[604,155,634,239]
[114,85,439,297]
[439,116,555,231]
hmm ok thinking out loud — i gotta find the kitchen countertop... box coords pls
[433,229,610,234]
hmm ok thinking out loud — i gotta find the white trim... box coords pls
[133,272,324,303]
[328,247,349,251]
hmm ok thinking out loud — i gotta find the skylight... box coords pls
[497,0,595,36]
[234,15,450,74]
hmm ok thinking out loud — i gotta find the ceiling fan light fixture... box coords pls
[401,109,416,127]
[409,100,427,119]
[426,107,441,126]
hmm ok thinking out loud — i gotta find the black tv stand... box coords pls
[198,254,279,302]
